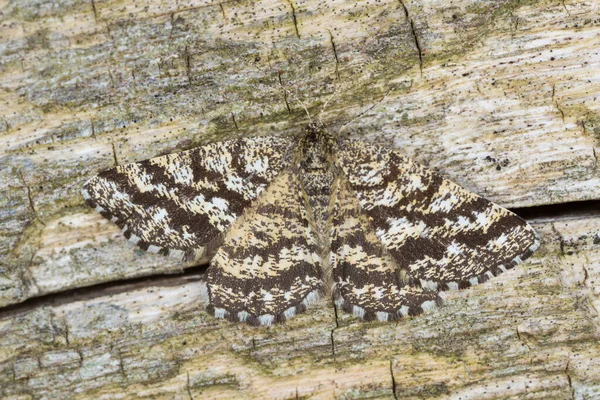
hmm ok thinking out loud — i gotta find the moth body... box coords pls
[296,123,336,239]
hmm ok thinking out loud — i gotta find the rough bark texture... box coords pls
[1,0,599,398]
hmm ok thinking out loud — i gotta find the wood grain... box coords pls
[0,0,599,397]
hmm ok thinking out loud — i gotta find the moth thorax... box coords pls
[299,123,334,171]
[298,124,335,237]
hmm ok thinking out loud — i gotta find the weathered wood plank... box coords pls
[0,215,598,398]
[1,0,600,396]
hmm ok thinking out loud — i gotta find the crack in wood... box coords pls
[169,13,176,38]
[571,252,600,337]
[63,320,70,346]
[561,0,570,15]
[18,171,42,225]
[231,113,239,130]
[116,348,127,380]
[515,325,532,352]
[111,141,119,166]
[556,102,566,123]
[91,0,98,21]
[187,372,194,399]
[390,359,398,399]
[397,0,409,20]
[552,84,566,123]
[287,0,300,39]
[327,30,341,80]
[512,199,600,222]
[90,118,96,139]
[105,24,114,42]
[396,1,422,74]
[409,19,423,75]
[279,70,292,114]
[331,294,339,358]
[330,328,336,358]
[565,360,575,399]
[107,68,115,87]
[21,253,41,295]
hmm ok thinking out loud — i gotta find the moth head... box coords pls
[298,122,335,169]
[306,120,326,136]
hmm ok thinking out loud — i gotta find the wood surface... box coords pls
[1,0,599,398]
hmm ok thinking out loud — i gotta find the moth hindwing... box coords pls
[83,125,539,325]
[206,170,322,326]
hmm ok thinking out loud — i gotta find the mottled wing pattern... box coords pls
[206,171,323,326]
[336,140,540,291]
[82,137,294,261]
[330,176,441,321]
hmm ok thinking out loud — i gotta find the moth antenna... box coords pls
[338,87,394,134]
[318,82,341,123]
[286,88,313,124]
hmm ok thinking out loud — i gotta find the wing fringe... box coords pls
[333,287,444,322]
[82,184,205,262]
[421,232,541,292]
[206,288,323,326]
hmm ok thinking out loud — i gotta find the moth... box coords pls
[82,122,539,326]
